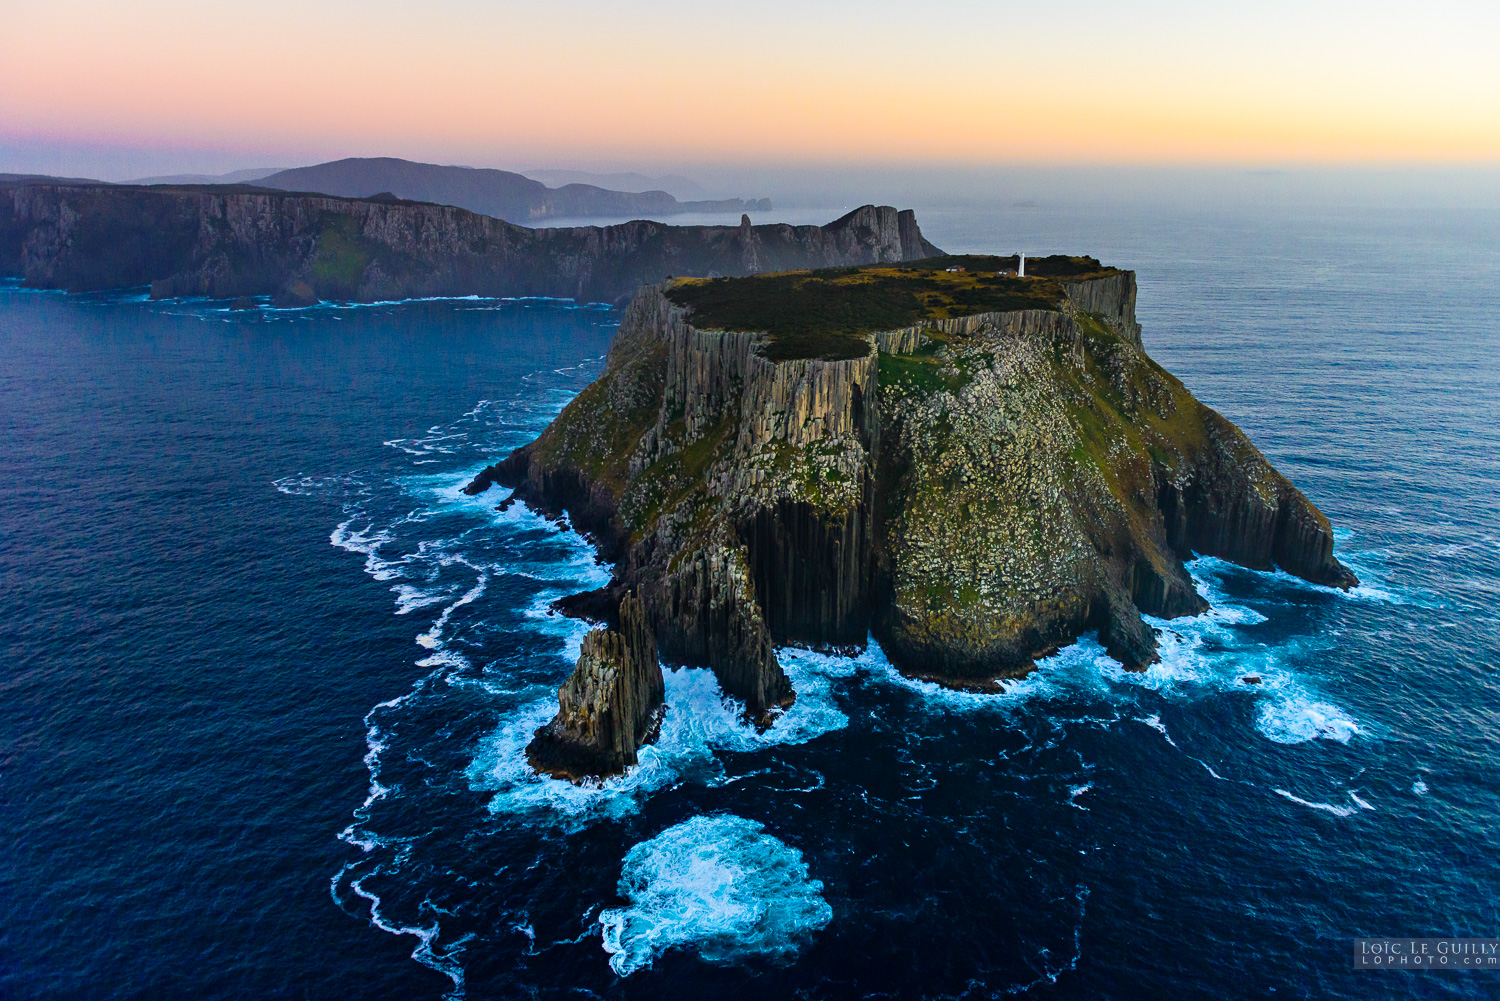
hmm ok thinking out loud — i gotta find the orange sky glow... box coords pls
[4,0,1498,176]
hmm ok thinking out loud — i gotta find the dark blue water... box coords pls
[3,192,1499,1000]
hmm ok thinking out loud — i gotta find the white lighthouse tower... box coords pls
[1018,253,1026,278]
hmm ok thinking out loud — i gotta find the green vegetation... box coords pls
[1046,309,1220,535]
[530,342,667,497]
[878,348,969,396]
[896,254,1114,279]
[311,215,373,292]
[665,255,1121,362]
[623,410,736,538]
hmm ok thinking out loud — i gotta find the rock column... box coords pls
[526,592,666,780]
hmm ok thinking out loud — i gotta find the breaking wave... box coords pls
[599,815,832,976]
[869,556,1362,748]
[466,652,856,831]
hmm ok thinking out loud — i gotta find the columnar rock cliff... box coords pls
[526,592,665,780]
[474,255,1356,747]
[0,179,940,304]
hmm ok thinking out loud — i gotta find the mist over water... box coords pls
[3,174,1499,999]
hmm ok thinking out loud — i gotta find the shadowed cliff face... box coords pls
[472,262,1356,728]
[526,592,665,780]
[0,181,941,305]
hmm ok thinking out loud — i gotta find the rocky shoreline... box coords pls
[471,257,1357,777]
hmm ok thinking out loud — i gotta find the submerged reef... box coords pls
[471,254,1356,776]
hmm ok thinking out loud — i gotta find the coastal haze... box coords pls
[4,2,1498,174]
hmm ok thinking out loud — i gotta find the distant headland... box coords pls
[0,175,937,305]
[249,157,771,223]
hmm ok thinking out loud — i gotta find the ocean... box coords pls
[3,175,1498,999]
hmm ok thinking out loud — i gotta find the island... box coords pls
[466,255,1358,778]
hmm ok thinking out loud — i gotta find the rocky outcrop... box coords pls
[646,524,791,715]
[1063,272,1142,348]
[1156,409,1356,588]
[0,179,941,304]
[526,592,665,780]
[473,258,1355,720]
[868,296,1355,678]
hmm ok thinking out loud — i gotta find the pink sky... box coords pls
[5,0,1498,178]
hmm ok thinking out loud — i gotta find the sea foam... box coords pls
[466,651,855,830]
[868,557,1364,750]
[1273,788,1374,818]
[599,815,831,976]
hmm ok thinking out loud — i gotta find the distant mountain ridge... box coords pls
[255,157,768,223]
[127,167,285,185]
[520,169,707,200]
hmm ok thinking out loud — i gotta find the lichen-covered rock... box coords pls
[526,592,665,780]
[477,255,1356,710]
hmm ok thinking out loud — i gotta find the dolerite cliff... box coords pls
[526,592,665,780]
[475,254,1357,770]
[0,178,939,304]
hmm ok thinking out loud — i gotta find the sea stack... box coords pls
[475,252,1356,750]
[526,592,666,780]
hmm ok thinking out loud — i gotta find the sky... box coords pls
[3,0,1499,180]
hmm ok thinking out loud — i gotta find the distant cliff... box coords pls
[472,256,1356,757]
[0,180,940,305]
[256,157,771,223]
